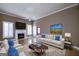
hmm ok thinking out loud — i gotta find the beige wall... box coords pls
[0,13,31,40]
[36,5,79,47]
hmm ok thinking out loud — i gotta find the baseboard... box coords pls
[72,46,79,51]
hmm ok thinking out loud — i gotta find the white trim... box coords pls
[15,30,26,39]
[38,4,78,19]
[0,11,26,20]
[72,46,79,51]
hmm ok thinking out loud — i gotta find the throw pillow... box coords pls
[41,35,45,38]
[55,35,60,41]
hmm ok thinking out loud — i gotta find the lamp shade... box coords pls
[65,33,71,37]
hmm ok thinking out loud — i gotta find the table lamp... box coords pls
[65,33,71,41]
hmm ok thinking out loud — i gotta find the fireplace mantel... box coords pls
[15,30,26,39]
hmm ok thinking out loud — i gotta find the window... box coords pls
[3,21,14,38]
[37,27,40,34]
[27,24,32,35]
[33,26,37,36]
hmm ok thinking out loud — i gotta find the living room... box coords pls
[0,3,79,56]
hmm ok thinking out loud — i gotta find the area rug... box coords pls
[25,45,66,56]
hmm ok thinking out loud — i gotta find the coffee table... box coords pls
[29,44,48,56]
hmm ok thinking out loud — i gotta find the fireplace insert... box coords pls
[18,33,24,39]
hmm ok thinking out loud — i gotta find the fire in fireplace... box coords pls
[18,33,24,39]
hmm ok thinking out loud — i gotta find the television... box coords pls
[15,22,26,29]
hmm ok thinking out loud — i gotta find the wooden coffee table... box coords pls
[29,44,48,56]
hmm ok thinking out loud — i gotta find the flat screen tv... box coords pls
[15,22,26,29]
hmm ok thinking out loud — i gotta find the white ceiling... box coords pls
[0,3,76,21]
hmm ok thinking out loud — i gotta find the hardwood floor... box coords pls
[65,48,79,56]
[40,42,79,56]
[24,41,79,56]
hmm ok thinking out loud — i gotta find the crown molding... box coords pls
[0,11,27,20]
[38,4,78,19]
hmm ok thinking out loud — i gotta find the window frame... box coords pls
[27,24,32,35]
[3,21,14,38]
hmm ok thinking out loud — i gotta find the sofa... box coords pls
[37,34,65,49]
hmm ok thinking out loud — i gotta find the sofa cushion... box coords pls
[3,39,9,50]
[54,35,60,41]
[53,34,62,41]
[45,34,54,39]
[0,47,6,53]
[41,33,45,38]
[40,38,62,45]
[41,35,45,38]
[51,39,62,45]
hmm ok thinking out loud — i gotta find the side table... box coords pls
[64,41,72,49]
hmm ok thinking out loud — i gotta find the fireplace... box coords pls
[18,33,24,39]
[15,30,26,39]
[15,30,26,45]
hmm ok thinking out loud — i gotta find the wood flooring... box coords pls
[65,48,79,56]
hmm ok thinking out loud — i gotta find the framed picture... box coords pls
[50,24,62,34]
